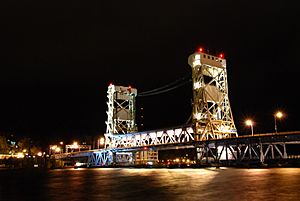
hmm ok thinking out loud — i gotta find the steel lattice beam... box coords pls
[105,125,194,149]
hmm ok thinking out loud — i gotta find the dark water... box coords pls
[1,167,300,201]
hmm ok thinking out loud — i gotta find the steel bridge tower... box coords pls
[105,84,138,135]
[188,50,238,140]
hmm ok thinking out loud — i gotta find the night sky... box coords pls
[0,1,299,144]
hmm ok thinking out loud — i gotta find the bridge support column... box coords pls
[271,145,275,159]
[259,143,265,164]
[225,144,228,166]
[283,143,287,159]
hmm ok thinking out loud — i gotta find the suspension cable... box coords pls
[138,79,192,97]
[138,73,191,96]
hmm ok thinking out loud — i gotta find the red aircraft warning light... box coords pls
[198,47,204,52]
[219,53,224,58]
[128,85,132,92]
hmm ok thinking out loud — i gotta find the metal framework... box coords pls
[51,52,300,168]
[105,84,138,134]
[105,125,194,149]
[188,51,238,140]
[87,150,113,167]
[53,131,300,167]
[196,131,300,165]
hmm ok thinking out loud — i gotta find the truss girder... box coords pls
[52,132,300,167]
[105,125,194,149]
[87,150,113,167]
[197,141,293,164]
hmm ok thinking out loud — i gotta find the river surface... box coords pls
[1,167,300,201]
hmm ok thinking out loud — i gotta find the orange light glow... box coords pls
[245,119,253,126]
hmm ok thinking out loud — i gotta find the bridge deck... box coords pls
[52,131,300,160]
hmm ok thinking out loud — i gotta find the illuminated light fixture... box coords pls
[99,137,105,145]
[17,152,25,158]
[55,147,61,153]
[195,113,201,120]
[109,83,114,86]
[245,119,254,136]
[147,161,153,165]
[245,119,253,126]
[128,85,132,92]
[274,111,284,133]
[143,147,148,150]
[193,60,201,67]
[198,47,204,52]
[275,111,283,119]
[219,53,224,58]
[194,82,201,89]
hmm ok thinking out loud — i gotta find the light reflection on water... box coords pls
[1,168,300,201]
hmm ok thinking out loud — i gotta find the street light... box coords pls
[245,119,254,136]
[97,137,105,149]
[100,137,105,146]
[274,111,284,133]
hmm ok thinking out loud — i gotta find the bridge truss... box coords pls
[50,50,300,168]
[196,131,300,165]
[52,131,300,167]
[105,125,194,149]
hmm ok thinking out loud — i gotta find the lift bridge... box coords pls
[53,49,300,167]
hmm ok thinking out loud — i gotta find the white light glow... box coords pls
[195,113,201,120]
[193,60,201,67]
[17,152,24,158]
[72,142,79,149]
[100,137,105,145]
[55,147,61,153]
[147,161,153,165]
[194,82,201,89]
[245,119,253,126]
[275,111,283,118]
